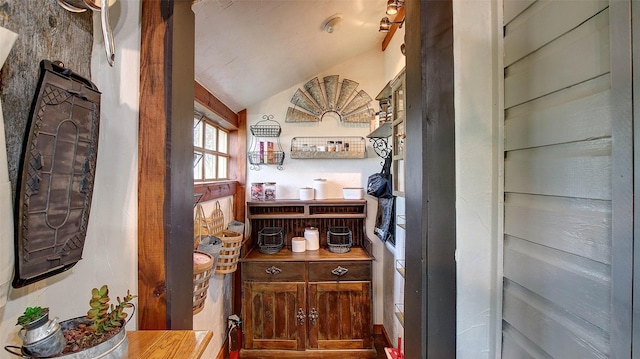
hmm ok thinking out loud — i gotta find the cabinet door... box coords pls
[307,281,372,350]
[243,281,306,350]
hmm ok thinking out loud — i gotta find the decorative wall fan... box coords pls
[285,75,375,123]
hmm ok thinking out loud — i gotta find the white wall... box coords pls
[453,0,501,358]
[246,47,387,324]
[193,197,236,359]
[380,25,406,351]
[0,1,141,356]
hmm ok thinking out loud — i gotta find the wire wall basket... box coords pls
[290,136,366,159]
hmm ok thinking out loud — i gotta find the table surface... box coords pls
[126,330,213,359]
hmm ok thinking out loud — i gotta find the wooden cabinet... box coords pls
[241,200,376,358]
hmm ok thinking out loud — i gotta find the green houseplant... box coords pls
[16,306,49,327]
[61,285,136,354]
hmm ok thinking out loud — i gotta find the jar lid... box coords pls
[251,182,263,185]
[314,178,326,181]
[264,182,275,185]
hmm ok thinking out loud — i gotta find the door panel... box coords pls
[308,282,372,350]
[502,1,631,357]
[243,281,306,350]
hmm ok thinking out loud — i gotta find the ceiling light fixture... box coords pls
[379,16,404,32]
[386,0,404,15]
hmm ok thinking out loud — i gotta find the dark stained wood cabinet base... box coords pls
[239,348,377,358]
[242,200,376,358]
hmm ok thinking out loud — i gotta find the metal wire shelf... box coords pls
[290,136,366,159]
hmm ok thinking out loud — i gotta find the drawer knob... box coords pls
[331,266,349,277]
[309,308,319,324]
[265,266,282,275]
[297,308,306,325]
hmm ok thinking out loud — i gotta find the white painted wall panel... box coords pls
[504,193,611,264]
[502,1,614,357]
[504,139,611,200]
[505,8,610,108]
[503,280,609,359]
[504,0,608,66]
[505,75,612,151]
[502,322,553,359]
[503,0,536,26]
[504,236,611,331]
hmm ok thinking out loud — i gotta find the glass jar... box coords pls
[251,182,264,201]
[327,141,336,152]
[344,142,350,151]
[264,182,276,200]
[335,141,343,152]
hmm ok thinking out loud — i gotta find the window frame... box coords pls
[194,113,230,183]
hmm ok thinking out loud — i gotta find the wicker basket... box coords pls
[327,226,353,254]
[193,250,214,314]
[215,230,243,274]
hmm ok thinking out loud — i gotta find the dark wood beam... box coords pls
[382,7,405,51]
[195,81,239,129]
[139,0,195,330]
[404,0,456,357]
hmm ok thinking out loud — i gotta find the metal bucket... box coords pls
[5,317,128,359]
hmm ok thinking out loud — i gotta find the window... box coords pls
[194,114,229,182]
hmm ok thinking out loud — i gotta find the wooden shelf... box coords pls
[367,122,392,138]
[396,260,405,278]
[394,303,405,327]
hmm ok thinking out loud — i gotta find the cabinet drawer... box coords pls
[243,262,305,282]
[308,261,371,282]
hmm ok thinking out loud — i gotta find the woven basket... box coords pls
[193,250,214,314]
[215,230,243,274]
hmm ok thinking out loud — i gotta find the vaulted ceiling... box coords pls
[193,0,388,113]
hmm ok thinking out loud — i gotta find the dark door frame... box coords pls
[404,1,456,357]
[137,1,459,353]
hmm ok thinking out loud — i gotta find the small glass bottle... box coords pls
[327,141,336,152]
[335,141,343,152]
[344,142,350,151]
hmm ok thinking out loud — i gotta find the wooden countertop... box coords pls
[242,246,372,262]
[126,330,212,358]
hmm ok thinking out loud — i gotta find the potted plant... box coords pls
[5,285,136,358]
[17,306,50,328]
[60,285,136,355]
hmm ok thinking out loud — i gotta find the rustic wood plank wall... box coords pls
[0,1,92,195]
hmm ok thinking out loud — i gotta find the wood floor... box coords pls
[220,332,390,359]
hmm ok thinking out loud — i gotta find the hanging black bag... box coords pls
[366,156,393,199]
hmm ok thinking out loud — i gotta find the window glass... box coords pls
[194,114,229,182]
[218,130,228,154]
[204,153,216,179]
[193,118,203,147]
[205,123,216,150]
[218,156,228,178]
[193,151,203,181]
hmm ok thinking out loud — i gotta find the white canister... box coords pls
[299,187,314,201]
[291,237,306,252]
[304,227,319,251]
[313,178,328,200]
